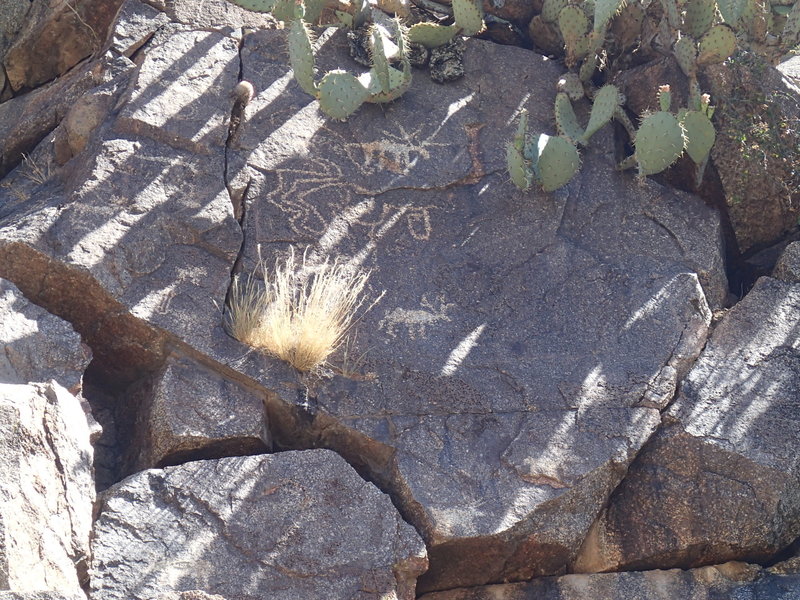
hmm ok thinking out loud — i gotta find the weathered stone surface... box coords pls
[0,53,132,179]
[775,241,800,283]
[219,30,727,592]
[705,53,800,253]
[0,594,87,600]
[108,0,170,58]
[0,0,30,59]
[167,0,277,29]
[4,0,125,91]
[90,450,428,599]
[0,27,241,383]
[0,381,94,595]
[0,278,91,390]
[418,562,800,599]
[574,276,800,573]
[128,353,270,471]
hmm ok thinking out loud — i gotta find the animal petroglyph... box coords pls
[379,294,455,339]
[348,124,449,176]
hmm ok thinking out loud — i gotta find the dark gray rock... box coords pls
[220,29,727,592]
[0,278,91,391]
[0,382,94,595]
[574,276,800,573]
[3,0,125,91]
[90,450,428,599]
[418,561,800,599]
[128,353,270,471]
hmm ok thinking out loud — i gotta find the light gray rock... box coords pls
[0,381,94,595]
[0,594,87,600]
[0,278,91,390]
[167,0,278,29]
[108,0,170,58]
[219,29,727,592]
[90,450,428,599]
[418,561,800,599]
[128,353,270,471]
[574,276,800,573]
[774,241,800,283]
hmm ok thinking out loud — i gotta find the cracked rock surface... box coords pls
[574,276,800,572]
[90,450,428,600]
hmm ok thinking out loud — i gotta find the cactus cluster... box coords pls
[226,0,483,119]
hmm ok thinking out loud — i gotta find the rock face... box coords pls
[774,241,800,283]
[219,28,726,592]
[128,354,270,472]
[90,450,428,600]
[0,382,95,595]
[417,561,800,599]
[0,278,91,390]
[574,276,800,573]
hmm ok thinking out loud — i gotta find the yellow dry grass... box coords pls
[225,249,373,372]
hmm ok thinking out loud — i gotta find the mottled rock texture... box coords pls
[574,276,800,573]
[774,241,800,283]
[91,450,427,599]
[222,28,727,592]
[0,278,91,390]
[0,382,94,595]
[418,561,800,599]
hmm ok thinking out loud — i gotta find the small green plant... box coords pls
[225,248,378,372]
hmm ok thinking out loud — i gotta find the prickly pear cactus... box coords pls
[634,109,685,176]
[288,19,318,96]
[697,24,737,64]
[581,84,622,144]
[507,110,534,190]
[318,70,370,120]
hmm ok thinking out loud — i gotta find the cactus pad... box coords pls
[673,35,698,76]
[318,70,369,120]
[581,84,621,143]
[557,73,585,101]
[635,111,685,176]
[555,93,585,143]
[697,24,736,65]
[224,0,277,12]
[683,0,716,38]
[288,19,318,96]
[717,0,747,25]
[453,0,485,36]
[407,23,457,47]
[593,0,622,32]
[680,109,716,163]
[536,134,581,192]
[541,0,569,24]
[507,110,532,190]
[558,5,590,44]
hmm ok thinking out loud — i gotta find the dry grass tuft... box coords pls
[225,249,376,372]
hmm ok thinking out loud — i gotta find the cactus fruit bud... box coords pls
[680,109,716,164]
[536,134,581,192]
[555,92,585,143]
[697,24,737,65]
[635,110,685,176]
[232,80,255,105]
[581,84,621,144]
[658,85,672,112]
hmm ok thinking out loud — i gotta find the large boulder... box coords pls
[0,382,94,595]
[90,450,428,599]
[574,276,800,572]
[220,28,727,592]
[417,561,800,599]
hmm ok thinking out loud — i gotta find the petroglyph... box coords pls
[347,124,450,176]
[379,293,455,339]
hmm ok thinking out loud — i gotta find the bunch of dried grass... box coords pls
[225,249,374,372]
